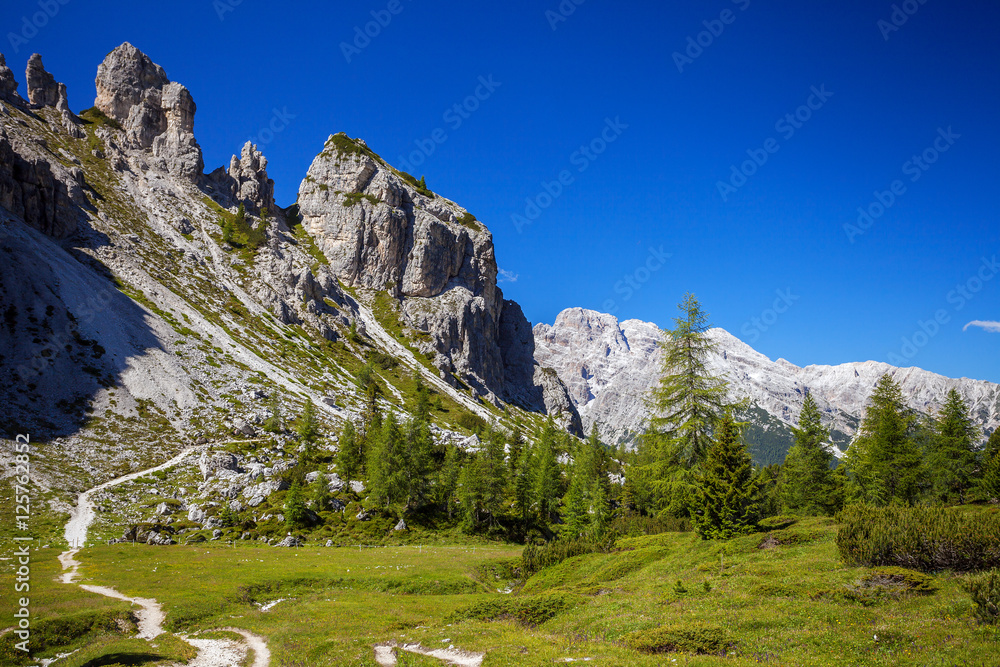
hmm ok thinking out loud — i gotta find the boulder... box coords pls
[187,505,206,523]
[274,536,301,547]
[394,519,407,531]
[199,451,239,480]
[155,502,174,516]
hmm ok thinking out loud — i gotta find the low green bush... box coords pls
[860,567,936,593]
[522,538,604,577]
[448,593,578,626]
[962,570,1000,625]
[625,623,730,655]
[0,609,135,664]
[836,505,1000,572]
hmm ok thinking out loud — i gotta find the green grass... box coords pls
[6,516,997,665]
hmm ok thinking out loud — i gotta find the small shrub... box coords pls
[456,412,487,434]
[758,515,797,531]
[626,623,730,655]
[962,570,1000,625]
[860,567,936,593]
[449,593,578,626]
[522,538,604,577]
[836,505,1000,572]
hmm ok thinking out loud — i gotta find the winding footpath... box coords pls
[56,446,270,667]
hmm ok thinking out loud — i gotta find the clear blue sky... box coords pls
[2,0,998,382]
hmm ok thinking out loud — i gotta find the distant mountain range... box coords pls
[534,307,1000,464]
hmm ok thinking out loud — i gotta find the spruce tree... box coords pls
[284,481,308,527]
[459,452,486,532]
[367,413,407,511]
[439,445,463,518]
[510,438,535,533]
[590,478,612,538]
[930,389,979,503]
[263,394,282,434]
[402,415,434,510]
[640,294,730,517]
[533,421,561,524]
[982,449,1000,502]
[337,420,362,481]
[692,412,761,539]
[780,392,837,515]
[561,471,589,539]
[845,374,923,506]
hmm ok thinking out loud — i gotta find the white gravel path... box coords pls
[55,446,271,666]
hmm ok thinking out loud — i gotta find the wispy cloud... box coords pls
[498,269,518,284]
[963,320,1000,333]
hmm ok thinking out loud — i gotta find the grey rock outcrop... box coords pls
[0,126,87,238]
[199,451,239,480]
[297,133,578,417]
[0,54,20,101]
[274,536,301,547]
[229,142,275,212]
[94,42,203,179]
[25,54,59,107]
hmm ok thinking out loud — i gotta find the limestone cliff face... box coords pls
[297,135,582,432]
[94,42,203,180]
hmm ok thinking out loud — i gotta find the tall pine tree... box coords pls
[692,412,761,539]
[845,374,923,506]
[533,420,562,524]
[780,392,837,515]
[337,420,363,481]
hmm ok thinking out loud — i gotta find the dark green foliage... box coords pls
[293,398,320,444]
[219,203,267,250]
[533,421,562,523]
[79,106,123,130]
[625,623,730,655]
[449,593,579,626]
[342,191,380,207]
[608,513,691,537]
[367,350,399,370]
[929,389,980,503]
[457,211,479,229]
[837,505,1000,571]
[780,392,839,515]
[982,449,1000,502]
[845,374,923,506]
[456,411,487,434]
[521,539,606,577]
[367,413,408,510]
[639,294,732,517]
[437,444,464,518]
[337,420,362,481]
[757,515,797,531]
[459,429,507,532]
[692,413,761,540]
[218,504,239,528]
[0,609,135,664]
[284,481,308,527]
[311,471,332,511]
[962,570,1000,625]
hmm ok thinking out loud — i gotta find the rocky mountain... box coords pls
[534,308,1000,463]
[0,43,579,505]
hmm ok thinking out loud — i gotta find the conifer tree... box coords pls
[311,471,331,512]
[284,481,308,527]
[780,392,837,515]
[986,429,1000,462]
[692,412,761,539]
[844,374,922,506]
[439,445,463,518]
[982,448,1000,502]
[337,420,362,481]
[590,478,612,538]
[510,438,535,533]
[533,421,562,524]
[293,399,320,444]
[402,415,434,510]
[263,394,283,434]
[367,413,407,510]
[640,294,731,517]
[930,389,979,503]
[561,470,589,539]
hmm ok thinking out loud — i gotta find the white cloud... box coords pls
[963,320,1000,333]
[498,269,518,284]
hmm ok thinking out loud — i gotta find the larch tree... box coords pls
[640,294,731,517]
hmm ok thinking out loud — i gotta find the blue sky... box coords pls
[2,0,998,382]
